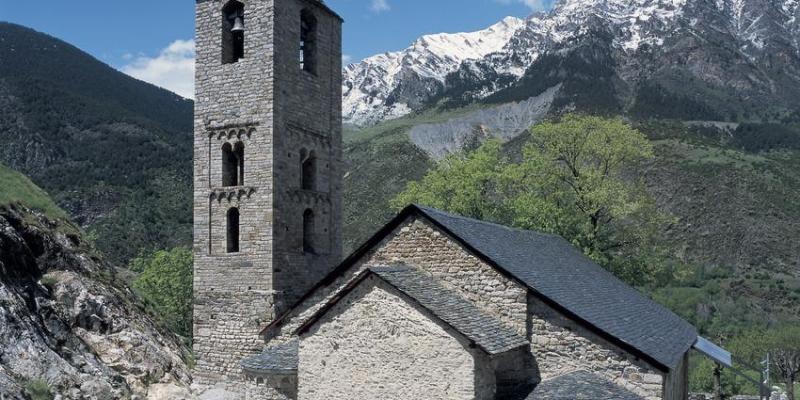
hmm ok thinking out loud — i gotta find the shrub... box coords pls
[24,379,53,400]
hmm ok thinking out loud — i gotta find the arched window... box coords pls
[227,208,240,253]
[222,1,245,64]
[303,209,315,254]
[301,149,316,191]
[222,143,239,187]
[300,10,317,74]
[234,141,245,186]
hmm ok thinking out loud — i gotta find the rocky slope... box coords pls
[0,204,192,399]
[343,0,800,126]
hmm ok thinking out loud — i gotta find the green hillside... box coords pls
[0,22,193,265]
[0,163,67,221]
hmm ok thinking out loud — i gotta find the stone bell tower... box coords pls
[192,0,343,386]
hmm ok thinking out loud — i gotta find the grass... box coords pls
[24,379,53,400]
[0,163,68,220]
[653,139,771,168]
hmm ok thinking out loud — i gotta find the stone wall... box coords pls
[193,0,343,389]
[267,215,530,341]
[194,0,278,386]
[243,375,297,400]
[271,0,343,307]
[298,276,494,400]
[265,214,679,400]
[527,296,666,400]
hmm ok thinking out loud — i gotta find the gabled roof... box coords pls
[297,266,529,355]
[413,206,698,371]
[264,205,700,371]
[530,370,646,400]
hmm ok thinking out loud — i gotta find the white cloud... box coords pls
[343,54,353,65]
[370,0,391,13]
[496,0,551,11]
[121,39,196,99]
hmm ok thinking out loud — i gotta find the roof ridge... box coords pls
[412,204,566,240]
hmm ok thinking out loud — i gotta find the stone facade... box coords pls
[298,276,496,400]
[193,0,343,388]
[264,215,685,399]
[267,216,530,341]
[528,296,669,400]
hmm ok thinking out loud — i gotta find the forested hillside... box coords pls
[0,22,193,266]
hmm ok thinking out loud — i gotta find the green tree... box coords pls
[393,114,677,286]
[391,139,507,221]
[691,327,800,398]
[730,327,800,399]
[131,247,193,339]
[503,114,673,285]
[771,328,800,400]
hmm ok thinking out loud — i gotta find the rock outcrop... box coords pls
[0,205,192,399]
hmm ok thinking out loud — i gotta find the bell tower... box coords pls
[192,0,343,386]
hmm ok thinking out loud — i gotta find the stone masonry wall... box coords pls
[193,0,343,391]
[268,215,530,341]
[527,296,665,400]
[194,0,278,387]
[298,276,494,400]
[271,0,343,308]
[266,215,675,399]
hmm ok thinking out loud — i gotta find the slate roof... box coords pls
[240,340,298,375]
[413,205,698,370]
[263,205,700,371]
[529,370,646,400]
[297,266,529,355]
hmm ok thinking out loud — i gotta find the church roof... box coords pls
[240,340,298,375]
[413,205,698,371]
[296,266,529,355]
[529,370,646,400]
[263,205,700,372]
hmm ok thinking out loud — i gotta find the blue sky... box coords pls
[0,0,552,98]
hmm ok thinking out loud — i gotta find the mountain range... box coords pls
[344,0,800,128]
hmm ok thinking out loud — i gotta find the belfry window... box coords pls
[301,149,316,191]
[222,1,245,64]
[303,209,315,254]
[227,208,240,253]
[222,143,244,187]
[300,10,317,74]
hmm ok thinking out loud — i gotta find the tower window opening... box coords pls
[301,149,317,191]
[222,142,244,187]
[227,207,240,253]
[222,1,245,64]
[300,10,317,74]
[303,209,315,254]
[235,142,245,186]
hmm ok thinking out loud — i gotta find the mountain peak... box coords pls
[343,0,800,126]
[342,16,525,125]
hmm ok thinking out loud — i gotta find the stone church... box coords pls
[191,0,730,399]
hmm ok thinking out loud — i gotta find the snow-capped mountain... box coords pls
[342,17,526,126]
[343,0,800,126]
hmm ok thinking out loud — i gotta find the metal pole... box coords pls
[714,362,723,400]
